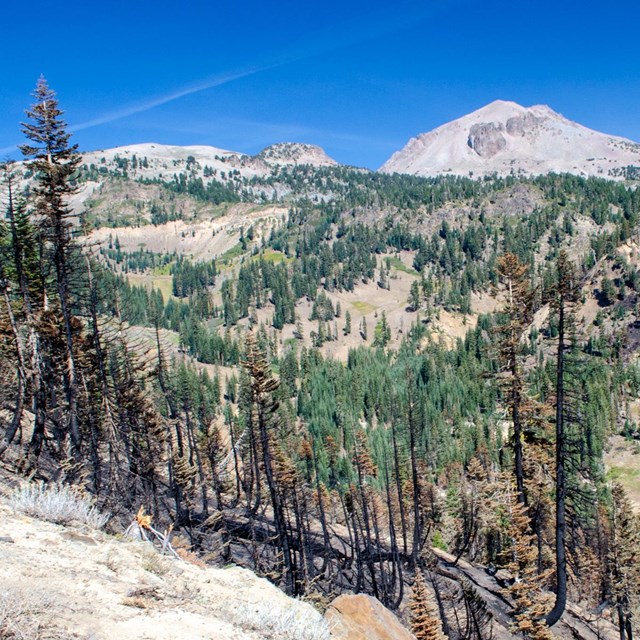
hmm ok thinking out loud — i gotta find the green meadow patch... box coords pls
[387,256,418,276]
[351,300,376,314]
[608,465,640,503]
[256,249,292,264]
[218,243,245,265]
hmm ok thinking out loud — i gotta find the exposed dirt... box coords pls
[87,203,287,262]
[605,435,640,511]
[0,475,327,640]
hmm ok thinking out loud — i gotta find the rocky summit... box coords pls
[380,99,640,179]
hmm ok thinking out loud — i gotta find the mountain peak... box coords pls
[476,98,525,112]
[256,142,337,167]
[380,100,640,179]
[461,100,564,123]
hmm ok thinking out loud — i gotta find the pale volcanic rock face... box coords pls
[80,140,339,184]
[256,142,338,167]
[380,100,640,179]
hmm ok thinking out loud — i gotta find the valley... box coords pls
[2,86,640,640]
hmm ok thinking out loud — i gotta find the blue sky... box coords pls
[1,0,639,168]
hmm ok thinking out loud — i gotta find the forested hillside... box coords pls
[2,78,640,640]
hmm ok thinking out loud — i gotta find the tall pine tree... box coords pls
[20,76,83,460]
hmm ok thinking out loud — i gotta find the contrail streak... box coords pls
[67,0,450,135]
[70,65,278,132]
[0,0,458,157]
[67,0,456,135]
[0,145,19,156]
[0,64,278,156]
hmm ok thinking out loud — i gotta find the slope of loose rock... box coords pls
[81,140,339,185]
[256,143,338,167]
[381,100,640,179]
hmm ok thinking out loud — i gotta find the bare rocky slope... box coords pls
[0,495,325,639]
[0,471,418,640]
[81,141,337,183]
[380,100,640,179]
[0,466,626,640]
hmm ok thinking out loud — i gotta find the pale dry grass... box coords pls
[0,590,70,640]
[0,591,41,640]
[214,599,331,640]
[10,483,109,529]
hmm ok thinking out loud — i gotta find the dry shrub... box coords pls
[175,547,207,568]
[120,596,150,610]
[0,591,40,640]
[0,590,71,640]
[140,549,170,577]
[214,599,331,640]
[10,483,108,529]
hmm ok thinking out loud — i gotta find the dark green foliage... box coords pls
[408,280,421,311]
[100,244,176,273]
[310,290,336,321]
[142,173,241,204]
[373,312,391,347]
[172,257,217,297]
[599,276,616,307]
[5,80,640,623]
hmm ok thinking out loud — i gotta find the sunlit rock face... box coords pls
[467,122,507,158]
[325,594,416,640]
[380,100,640,179]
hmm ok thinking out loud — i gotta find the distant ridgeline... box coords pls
[2,82,640,640]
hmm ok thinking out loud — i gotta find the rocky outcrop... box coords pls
[467,122,507,157]
[506,112,542,137]
[257,142,338,167]
[78,140,339,190]
[325,594,416,640]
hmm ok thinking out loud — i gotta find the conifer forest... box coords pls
[2,78,640,640]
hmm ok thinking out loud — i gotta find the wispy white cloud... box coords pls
[70,65,279,132]
[0,0,456,156]
[68,1,453,134]
[0,64,278,156]
[141,115,397,154]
